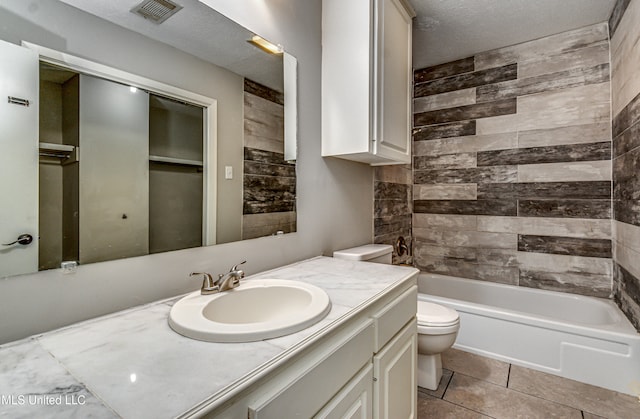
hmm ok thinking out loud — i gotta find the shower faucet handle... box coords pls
[396,236,409,256]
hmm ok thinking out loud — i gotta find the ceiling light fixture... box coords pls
[248,35,283,55]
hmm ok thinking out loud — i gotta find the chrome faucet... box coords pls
[216,261,246,292]
[189,261,246,295]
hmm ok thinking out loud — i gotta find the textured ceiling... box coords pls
[59,0,617,84]
[59,0,284,91]
[409,0,617,69]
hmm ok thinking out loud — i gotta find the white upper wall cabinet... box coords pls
[321,0,415,165]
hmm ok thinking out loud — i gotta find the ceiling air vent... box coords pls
[131,0,182,24]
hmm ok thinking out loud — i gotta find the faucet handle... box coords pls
[230,260,246,272]
[190,272,219,295]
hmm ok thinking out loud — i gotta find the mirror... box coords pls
[0,0,297,277]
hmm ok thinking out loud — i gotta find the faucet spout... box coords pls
[216,261,246,292]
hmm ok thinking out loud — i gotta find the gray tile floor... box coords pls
[417,348,640,419]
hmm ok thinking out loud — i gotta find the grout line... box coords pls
[455,369,588,416]
[439,370,500,419]
[501,374,592,414]
[506,386,592,414]
[452,351,637,417]
[441,371,454,399]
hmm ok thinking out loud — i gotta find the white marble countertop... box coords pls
[0,257,418,419]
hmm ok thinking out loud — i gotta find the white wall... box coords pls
[0,0,374,344]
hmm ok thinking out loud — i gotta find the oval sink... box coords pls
[168,279,332,342]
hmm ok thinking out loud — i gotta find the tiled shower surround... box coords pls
[372,4,640,331]
[374,164,412,265]
[611,0,640,330]
[410,22,613,299]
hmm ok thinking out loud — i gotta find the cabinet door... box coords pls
[373,0,413,164]
[321,0,373,158]
[373,319,417,419]
[0,40,39,277]
[79,74,150,263]
[314,363,373,419]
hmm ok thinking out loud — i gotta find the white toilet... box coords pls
[333,244,460,391]
[332,243,393,264]
[416,300,459,390]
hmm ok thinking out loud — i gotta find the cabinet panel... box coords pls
[315,363,373,419]
[373,286,417,352]
[374,319,417,419]
[373,0,413,163]
[321,0,372,157]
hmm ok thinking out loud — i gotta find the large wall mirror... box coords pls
[0,0,297,278]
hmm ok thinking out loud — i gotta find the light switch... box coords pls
[225,166,233,179]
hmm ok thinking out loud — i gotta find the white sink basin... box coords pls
[168,279,332,342]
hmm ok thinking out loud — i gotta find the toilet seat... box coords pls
[417,301,459,327]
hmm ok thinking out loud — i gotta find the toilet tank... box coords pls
[332,244,393,264]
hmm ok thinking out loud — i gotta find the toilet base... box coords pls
[417,353,442,390]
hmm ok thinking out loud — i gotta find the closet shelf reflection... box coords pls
[149,155,203,167]
[39,142,78,163]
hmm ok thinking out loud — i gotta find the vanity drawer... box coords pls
[248,319,375,419]
[314,362,373,419]
[372,285,417,352]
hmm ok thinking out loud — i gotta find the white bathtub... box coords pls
[418,273,640,396]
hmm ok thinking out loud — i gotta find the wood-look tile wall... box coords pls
[374,165,412,264]
[611,0,640,331]
[242,79,296,240]
[412,23,613,298]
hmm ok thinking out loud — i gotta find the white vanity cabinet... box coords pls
[374,320,417,419]
[314,363,374,419]
[372,287,418,419]
[321,0,415,165]
[201,282,418,419]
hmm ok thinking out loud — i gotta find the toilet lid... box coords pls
[417,301,459,326]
